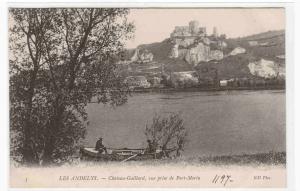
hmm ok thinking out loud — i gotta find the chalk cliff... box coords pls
[248,59,285,79]
[121,22,285,81]
[183,42,223,65]
[229,47,246,56]
[131,49,154,63]
[168,21,225,65]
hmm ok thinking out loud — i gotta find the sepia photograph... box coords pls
[8,6,287,188]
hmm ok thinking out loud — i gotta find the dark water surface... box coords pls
[86,90,285,157]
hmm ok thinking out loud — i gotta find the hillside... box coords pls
[120,22,285,88]
[225,30,285,61]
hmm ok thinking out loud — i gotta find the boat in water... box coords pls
[80,147,175,162]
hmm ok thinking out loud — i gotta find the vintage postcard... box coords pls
[9,6,287,188]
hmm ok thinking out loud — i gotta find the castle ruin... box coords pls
[170,20,207,38]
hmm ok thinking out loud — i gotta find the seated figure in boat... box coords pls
[145,139,156,154]
[176,138,184,157]
[95,137,107,154]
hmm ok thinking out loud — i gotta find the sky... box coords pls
[125,8,285,48]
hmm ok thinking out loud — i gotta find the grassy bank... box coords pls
[76,151,286,167]
[193,151,286,166]
[10,151,286,168]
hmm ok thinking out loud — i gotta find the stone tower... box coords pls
[189,20,200,35]
[213,26,218,37]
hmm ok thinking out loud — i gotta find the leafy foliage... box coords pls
[9,8,134,165]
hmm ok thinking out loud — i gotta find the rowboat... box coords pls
[80,147,175,162]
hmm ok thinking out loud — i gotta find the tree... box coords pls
[10,8,134,165]
[145,113,188,157]
[10,8,60,164]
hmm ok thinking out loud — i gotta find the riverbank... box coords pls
[185,151,286,166]
[131,85,285,93]
[77,151,286,167]
[10,151,286,167]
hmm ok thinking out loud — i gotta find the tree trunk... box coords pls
[22,68,39,165]
[42,133,56,165]
[42,101,65,165]
[22,128,38,165]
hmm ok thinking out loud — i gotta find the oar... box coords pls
[121,153,139,162]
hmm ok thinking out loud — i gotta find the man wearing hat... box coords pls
[95,137,107,154]
[145,139,155,153]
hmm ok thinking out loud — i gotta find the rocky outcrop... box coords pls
[170,41,224,65]
[131,49,154,63]
[173,38,196,48]
[276,55,285,59]
[130,49,139,61]
[184,42,223,65]
[139,50,153,62]
[210,50,224,60]
[184,43,210,65]
[229,47,246,56]
[203,37,211,45]
[248,59,285,78]
[248,40,270,47]
[170,44,179,58]
[248,41,258,46]
[219,41,227,48]
[168,21,227,65]
[122,29,284,83]
[170,71,199,88]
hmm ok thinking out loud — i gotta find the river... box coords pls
[86,90,285,157]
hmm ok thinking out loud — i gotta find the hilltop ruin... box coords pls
[170,20,207,38]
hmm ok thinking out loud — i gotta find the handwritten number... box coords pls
[212,174,232,186]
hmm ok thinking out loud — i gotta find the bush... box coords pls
[145,113,188,157]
